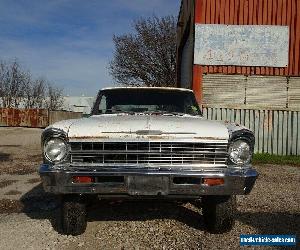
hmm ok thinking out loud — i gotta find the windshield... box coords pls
[92,88,201,116]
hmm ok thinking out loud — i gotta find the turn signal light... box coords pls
[73,176,94,183]
[203,178,224,186]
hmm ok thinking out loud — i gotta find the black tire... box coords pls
[61,195,87,236]
[202,195,236,234]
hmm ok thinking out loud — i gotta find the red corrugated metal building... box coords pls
[177,0,300,109]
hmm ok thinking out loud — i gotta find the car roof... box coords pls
[100,86,193,92]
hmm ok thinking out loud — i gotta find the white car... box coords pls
[39,87,257,235]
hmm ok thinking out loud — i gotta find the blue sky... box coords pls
[0,0,181,96]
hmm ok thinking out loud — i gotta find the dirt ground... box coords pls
[0,127,299,250]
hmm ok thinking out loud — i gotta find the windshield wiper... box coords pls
[98,109,135,115]
[143,110,186,116]
[168,111,188,116]
[98,109,197,116]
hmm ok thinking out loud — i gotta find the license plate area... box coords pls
[127,176,169,196]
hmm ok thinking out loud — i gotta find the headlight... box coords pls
[44,138,68,162]
[228,139,251,165]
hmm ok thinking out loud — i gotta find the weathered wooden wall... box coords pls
[202,75,300,109]
[203,106,300,155]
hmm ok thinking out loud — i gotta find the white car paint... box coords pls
[48,114,229,143]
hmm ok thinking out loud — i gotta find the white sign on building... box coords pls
[194,24,289,67]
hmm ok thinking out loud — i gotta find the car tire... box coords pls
[202,195,236,234]
[61,195,87,236]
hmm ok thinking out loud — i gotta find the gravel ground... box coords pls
[0,128,299,249]
[0,127,42,175]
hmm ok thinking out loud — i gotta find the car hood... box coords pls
[51,114,229,142]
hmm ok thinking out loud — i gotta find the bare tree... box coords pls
[109,15,176,87]
[0,59,64,110]
[24,78,64,110]
[0,61,7,107]
[46,84,64,110]
[23,76,46,109]
[10,61,26,108]
[0,60,26,108]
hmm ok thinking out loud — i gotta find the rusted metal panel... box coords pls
[202,106,300,155]
[0,108,49,128]
[0,108,84,128]
[194,24,289,67]
[193,0,300,76]
[192,65,203,103]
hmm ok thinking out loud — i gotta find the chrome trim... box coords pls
[39,163,258,196]
[69,141,228,166]
[44,138,69,163]
[41,128,70,164]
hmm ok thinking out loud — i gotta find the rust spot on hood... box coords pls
[147,135,172,140]
[70,135,109,139]
[193,136,227,140]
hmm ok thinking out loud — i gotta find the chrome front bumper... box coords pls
[39,164,258,198]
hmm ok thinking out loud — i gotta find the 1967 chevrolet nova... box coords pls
[39,87,258,235]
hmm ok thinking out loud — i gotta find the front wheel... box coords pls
[202,195,236,233]
[61,195,87,236]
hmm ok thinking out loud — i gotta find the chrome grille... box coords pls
[70,142,228,166]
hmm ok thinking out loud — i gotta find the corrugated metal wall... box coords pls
[177,1,300,156]
[194,0,300,76]
[202,74,300,109]
[202,107,300,155]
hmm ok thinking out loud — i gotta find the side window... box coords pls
[98,95,107,114]
[184,95,201,116]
